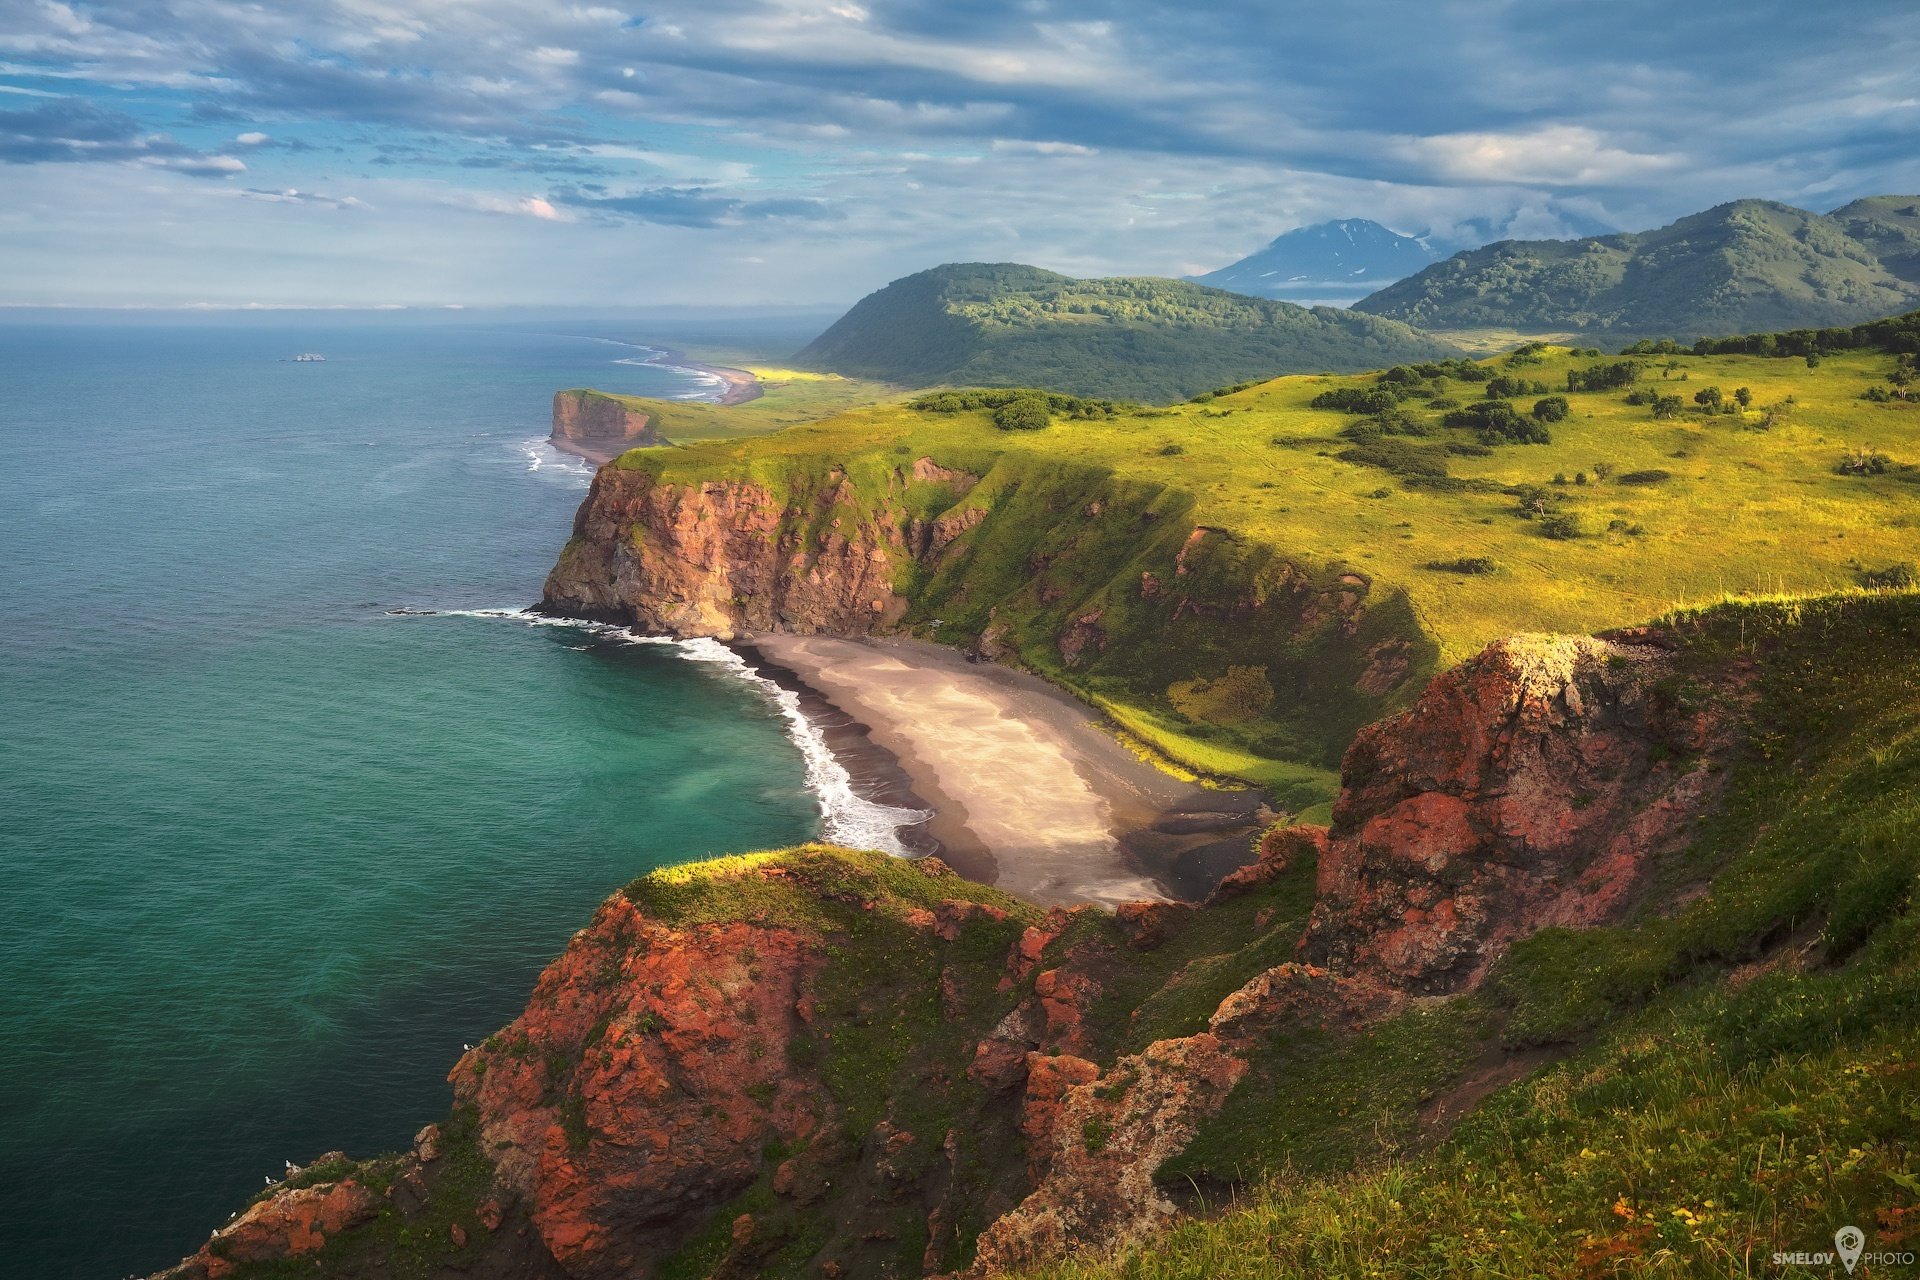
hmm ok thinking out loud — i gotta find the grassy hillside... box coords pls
[1355,197,1920,340]
[1020,591,1920,1279]
[791,262,1459,402]
[564,365,889,444]
[611,334,1920,793]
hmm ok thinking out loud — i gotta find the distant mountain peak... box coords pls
[1188,219,1442,304]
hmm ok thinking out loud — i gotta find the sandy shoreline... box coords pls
[675,356,763,406]
[742,634,1272,908]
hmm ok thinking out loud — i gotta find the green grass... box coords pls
[571,364,891,445]
[596,342,1920,791]
[1017,592,1920,1280]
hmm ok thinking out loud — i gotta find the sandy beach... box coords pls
[676,356,763,406]
[744,634,1271,908]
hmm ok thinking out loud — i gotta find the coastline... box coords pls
[741,634,1273,908]
[548,349,764,464]
[672,355,763,406]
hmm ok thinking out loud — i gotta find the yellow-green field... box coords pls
[589,364,895,444]
[622,345,1919,667]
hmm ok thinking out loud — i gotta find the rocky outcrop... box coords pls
[542,461,974,638]
[152,620,1749,1280]
[550,390,664,464]
[542,452,1438,772]
[974,962,1399,1270]
[452,895,827,1277]
[1302,633,1732,992]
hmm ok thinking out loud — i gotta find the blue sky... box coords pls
[2,0,1917,307]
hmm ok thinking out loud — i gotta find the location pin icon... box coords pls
[1835,1225,1866,1274]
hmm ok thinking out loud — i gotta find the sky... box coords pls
[2,0,1918,309]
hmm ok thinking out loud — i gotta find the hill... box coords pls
[791,262,1459,402]
[1355,197,1920,339]
[549,330,1920,799]
[1188,218,1442,303]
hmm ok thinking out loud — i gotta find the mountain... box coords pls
[792,262,1458,402]
[1354,196,1920,338]
[1186,218,1443,303]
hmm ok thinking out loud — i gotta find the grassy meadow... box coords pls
[592,341,1918,795]
[583,364,892,444]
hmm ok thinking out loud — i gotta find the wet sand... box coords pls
[744,634,1271,908]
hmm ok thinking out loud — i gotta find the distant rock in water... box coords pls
[1354,195,1920,338]
[550,389,662,464]
[792,261,1458,403]
[1187,219,1443,304]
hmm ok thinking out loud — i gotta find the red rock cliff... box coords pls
[550,390,664,464]
[152,625,1744,1280]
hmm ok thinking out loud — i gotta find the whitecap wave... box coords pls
[394,609,929,855]
[671,637,931,857]
[516,437,595,482]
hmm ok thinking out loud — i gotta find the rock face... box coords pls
[542,452,1437,770]
[452,895,827,1277]
[151,624,1744,1280]
[1302,633,1730,991]
[543,463,953,638]
[550,390,663,464]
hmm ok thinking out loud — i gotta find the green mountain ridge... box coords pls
[1355,196,1920,339]
[793,262,1459,402]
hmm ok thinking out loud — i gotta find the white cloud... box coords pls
[1405,125,1682,186]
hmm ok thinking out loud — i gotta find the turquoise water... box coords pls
[0,322,822,1277]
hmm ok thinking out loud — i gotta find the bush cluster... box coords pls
[909,388,1126,419]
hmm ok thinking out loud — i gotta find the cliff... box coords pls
[154,592,1920,1280]
[551,390,664,464]
[542,452,1436,792]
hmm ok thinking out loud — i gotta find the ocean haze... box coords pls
[0,322,823,1278]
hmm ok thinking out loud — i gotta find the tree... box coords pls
[993,393,1051,431]
[1734,386,1753,408]
[1694,386,1723,409]
[1652,395,1685,419]
[1532,395,1570,422]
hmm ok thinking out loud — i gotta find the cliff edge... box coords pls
[551,390,664,464]
[151,592,1920,1280]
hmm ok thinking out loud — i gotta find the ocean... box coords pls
[0,319,887,1277]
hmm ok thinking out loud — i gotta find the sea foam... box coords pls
[402,609,929,856]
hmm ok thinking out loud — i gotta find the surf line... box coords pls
[389,608,930,856]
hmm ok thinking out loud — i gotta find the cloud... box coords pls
[1404,126,1681,187]
[551,183,841,227]
[0,96,243,175]
[239,186,366,209]
[2,0,1919,305]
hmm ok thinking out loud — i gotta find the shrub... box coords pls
[1424,556,1497,574]
[1617,469,1672,485]
[912,388,1126,419]
[1539,513,1583,540]
[993,393,1052,431]
[1859,562,1918,589]
[1156,442,1185,456]
[1485,375,1548,399]
[1651,395,1685,419]
[1445,400,1550,444]
[1567,361,1641,392]
[1836,448,1893,476]
[1309,386,1402,414]
[1694,386,1724,409]
[1532,395,1570,422]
